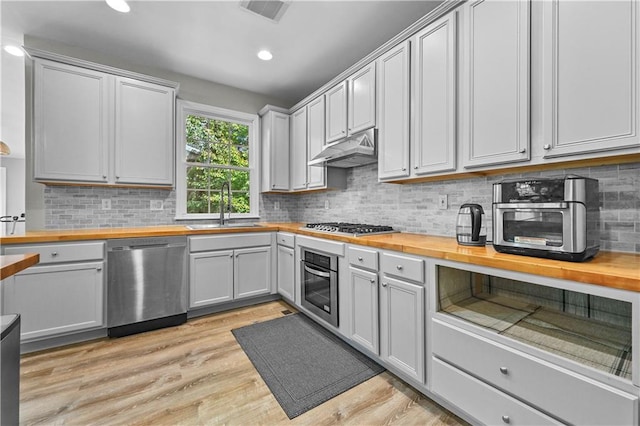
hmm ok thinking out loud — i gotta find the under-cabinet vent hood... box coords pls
[309,128,377,168]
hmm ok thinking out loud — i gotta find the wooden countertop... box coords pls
[1,222,638,292]
[0,253,40,280]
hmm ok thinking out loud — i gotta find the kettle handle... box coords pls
[461,203,484,242]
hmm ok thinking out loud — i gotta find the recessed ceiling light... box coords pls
[106,0,130,13]
[3,45,24,57]
[257,50,273,61]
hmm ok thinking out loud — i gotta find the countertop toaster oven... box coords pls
[492,175,600,262]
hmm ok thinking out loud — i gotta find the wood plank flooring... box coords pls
[19,300,467,425]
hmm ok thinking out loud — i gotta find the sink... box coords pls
[185,223,262,230]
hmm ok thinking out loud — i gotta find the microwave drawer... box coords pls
[431,319,638,426]
[432,357,562,425]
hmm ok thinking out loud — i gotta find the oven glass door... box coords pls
[503,210,564,247]
[301,251,338,327]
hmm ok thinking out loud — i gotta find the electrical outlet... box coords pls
[101,199,111,210]
[274,201,280,210]
[150,200,164,211]
[438,194,448,210]
[324,200,330,210]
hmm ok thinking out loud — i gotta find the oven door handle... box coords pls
[495,202,569,209]
[303,264,331,278]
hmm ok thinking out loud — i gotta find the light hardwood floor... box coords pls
[19,300,467,425]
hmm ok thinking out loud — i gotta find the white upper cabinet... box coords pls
[411,12,458,176]
[34,59,110,183]
[377,41,411,181]
[540,0,640,158]
[32,55,177,187]
[325,81,348,143]
[306,96,326,189]
[114,77,174,185]
[460,0,530,168]
[348,63,377,135]
[290,107,308,190]
[260,108,290,192]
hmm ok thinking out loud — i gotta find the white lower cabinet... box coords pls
[2,241,106,342]
[347,266,379,355]
[432,357,562,425]
[188,233,273,309]
[276,244,295,301]
[379,275,424,383]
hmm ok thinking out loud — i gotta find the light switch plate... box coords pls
[438,195,448,210]
[101,199,111,210]
[150,200,164,211]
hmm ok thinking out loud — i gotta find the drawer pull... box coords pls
[370,278,375,284]
[51,252,58,257]
[96,267,102,272]
[396,265,403,270]
[381,282,388,287]
[358,256,363,261]
[502,415,510,424]
[499,367,508,375]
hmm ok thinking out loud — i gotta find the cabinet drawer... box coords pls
[348,246,378,271]
[276,232,295,248]
[432,357,561,425]
[380,253,423,282]
[189,233,272,252]
[4,242,105,264]
[432,319,638,425]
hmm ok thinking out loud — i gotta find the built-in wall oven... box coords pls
[301,249,339,327]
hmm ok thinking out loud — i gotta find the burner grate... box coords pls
[304,222,395,236]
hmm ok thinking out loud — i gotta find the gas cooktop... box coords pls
[303,222,397,237]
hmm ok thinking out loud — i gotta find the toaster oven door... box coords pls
[493,203,588,253]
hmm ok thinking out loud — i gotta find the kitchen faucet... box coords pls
[220,181,231,225]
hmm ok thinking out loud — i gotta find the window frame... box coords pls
[175,100,260,220]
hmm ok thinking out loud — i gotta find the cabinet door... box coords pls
[325,81,348,143]
[307,96,326,189]
[263,111,290,191]
[290,107,308,191]
[189,250,234,308]
[33,59,109,183]
[277,245,295,301]
[412,12,457,176]
[460,0,530,168]
[380,276,425,383]
[348,63,376,134]
[235,246,271,299]
[3,262,104,341]
[377,41,411,181]
[348,267,379,355]
[541,0,640,158]
[115,77,175,185]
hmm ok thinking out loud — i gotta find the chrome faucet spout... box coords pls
[220,182,232,225]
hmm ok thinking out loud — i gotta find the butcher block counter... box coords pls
[1,222,638,292]
[0,254,40,280]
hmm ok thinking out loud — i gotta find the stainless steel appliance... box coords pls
[107,236,187,337]
[492,175,600,262]
[1,314,20,425]
[301,249,339,327]
[308,128,377,168]
[303,222,396,237]
[456,203,487,246]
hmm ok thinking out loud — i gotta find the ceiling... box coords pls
[2,0,443,106]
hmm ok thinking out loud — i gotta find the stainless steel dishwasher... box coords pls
[107,236,187,337]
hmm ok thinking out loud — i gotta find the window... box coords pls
[176,100,259,219]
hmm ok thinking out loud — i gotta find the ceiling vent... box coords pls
[239,0,290,22]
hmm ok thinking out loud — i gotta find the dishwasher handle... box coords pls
[107,236,187,251]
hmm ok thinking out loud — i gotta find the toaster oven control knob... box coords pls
[502,415,510,424]
[543,144,551,150]
[499,367,508,375]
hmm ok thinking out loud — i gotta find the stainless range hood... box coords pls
[308,128,377,168]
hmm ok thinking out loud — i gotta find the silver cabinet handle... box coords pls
[499,367,508,375]
[96,267,102,271]
[358,256,363,261]
[502,415,510,424]
[414,166,418,169]
[51,252,58,257]
[230,254,233,258]
[396,265,403,270]
[543,144,551,150]
[103,175,107,179]
[381,281,388,287]
[402,168,406,171]
[369,278,375,283]
[289,252,293,257]
[116,176,120,180]
[518,148,526,153]
[272,184,276,188]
